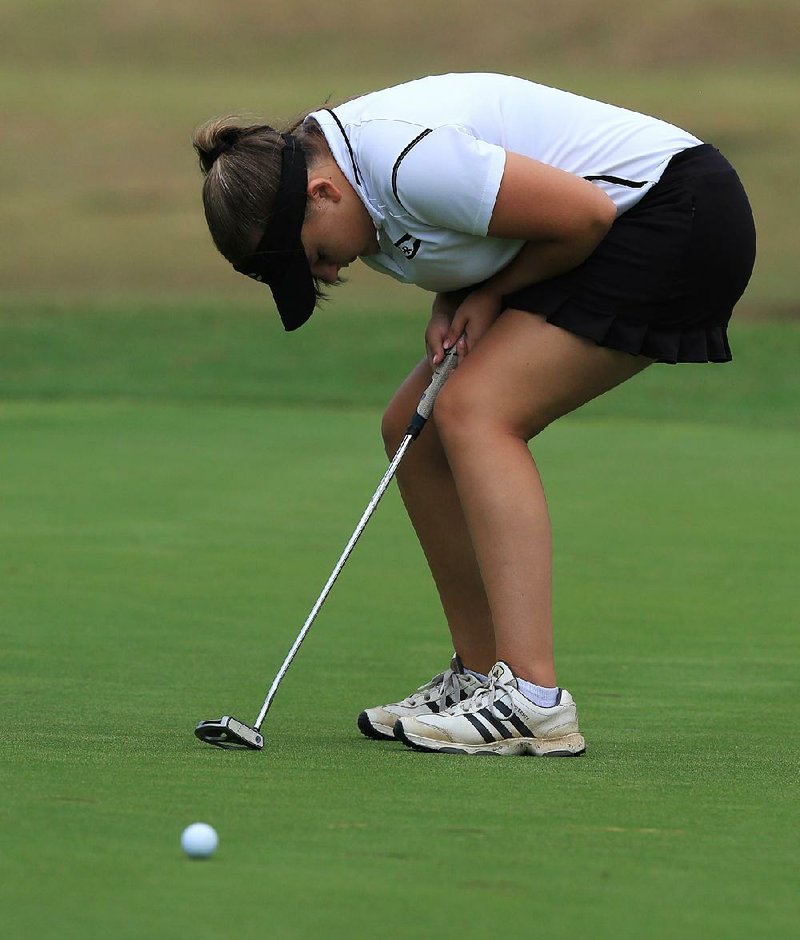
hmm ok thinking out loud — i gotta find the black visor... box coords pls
[232,133,316,331]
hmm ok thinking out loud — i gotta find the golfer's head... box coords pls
[193,119,326,331]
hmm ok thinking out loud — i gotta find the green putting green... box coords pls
[1,306,797,937]
[4,3,798,931]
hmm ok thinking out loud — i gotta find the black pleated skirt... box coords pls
[503,144,757,363]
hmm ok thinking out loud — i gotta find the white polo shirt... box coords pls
[306,73,701,293]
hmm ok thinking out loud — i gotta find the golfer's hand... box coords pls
[427,290,468,366]
[426,311,454,367]
[444,289,503,359]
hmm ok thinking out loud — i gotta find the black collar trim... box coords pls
[323,108,361,185]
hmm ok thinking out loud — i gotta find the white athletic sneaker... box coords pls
[358,654,484,741]
[394,661,586,756]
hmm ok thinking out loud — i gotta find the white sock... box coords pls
[465,668,488,683]
[517,678,559,708]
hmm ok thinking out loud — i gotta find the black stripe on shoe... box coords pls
[464,713,497,743]
[493,700,535,737]
[507,715,535,737]
[477,708,514,739]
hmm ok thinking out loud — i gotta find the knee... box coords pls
[433,375,493,448]
[434,373,551,448]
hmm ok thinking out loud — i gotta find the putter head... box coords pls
[194,716,264,750]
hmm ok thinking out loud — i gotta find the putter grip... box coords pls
[406,345,459,438]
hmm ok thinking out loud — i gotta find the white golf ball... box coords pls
[181,822,218,859]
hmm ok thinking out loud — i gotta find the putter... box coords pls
[195,345,460,750]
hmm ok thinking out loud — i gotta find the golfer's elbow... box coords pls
[574,198,616,255]
[551,204,616,275]
[586,193,617,240]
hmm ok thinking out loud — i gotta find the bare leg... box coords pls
[433,311,652,687]
[382,361,496,673]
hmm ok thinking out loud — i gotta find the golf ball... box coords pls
[181,822,218,859]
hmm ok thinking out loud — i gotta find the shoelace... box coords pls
[403,667,465,708]
[450,672,513,720]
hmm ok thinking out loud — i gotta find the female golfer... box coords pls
[194,72,755,756]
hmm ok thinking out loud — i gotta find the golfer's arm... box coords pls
[479,241,590,298]
[480,152,617,297]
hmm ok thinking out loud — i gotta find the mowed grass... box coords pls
[3,3,797,933]
[1,303,798,938]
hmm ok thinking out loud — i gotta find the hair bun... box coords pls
[206,136,235,164]
[193,119,275,174]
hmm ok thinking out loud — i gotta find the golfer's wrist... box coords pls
[470,283,504,307]
[430,301,455,323]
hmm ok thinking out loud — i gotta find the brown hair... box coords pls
[192,114,326,267]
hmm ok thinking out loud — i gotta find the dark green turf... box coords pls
[1,297,798,428]
[1,307,798,936]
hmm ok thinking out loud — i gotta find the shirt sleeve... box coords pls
[390,124,507,236]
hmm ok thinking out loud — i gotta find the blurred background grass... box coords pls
[1,0,798,314]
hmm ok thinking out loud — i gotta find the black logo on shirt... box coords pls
[394,233,421,260]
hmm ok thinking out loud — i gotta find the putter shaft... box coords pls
[254,432,414,730]
[196,345,460,746]
[252,347,459,731]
